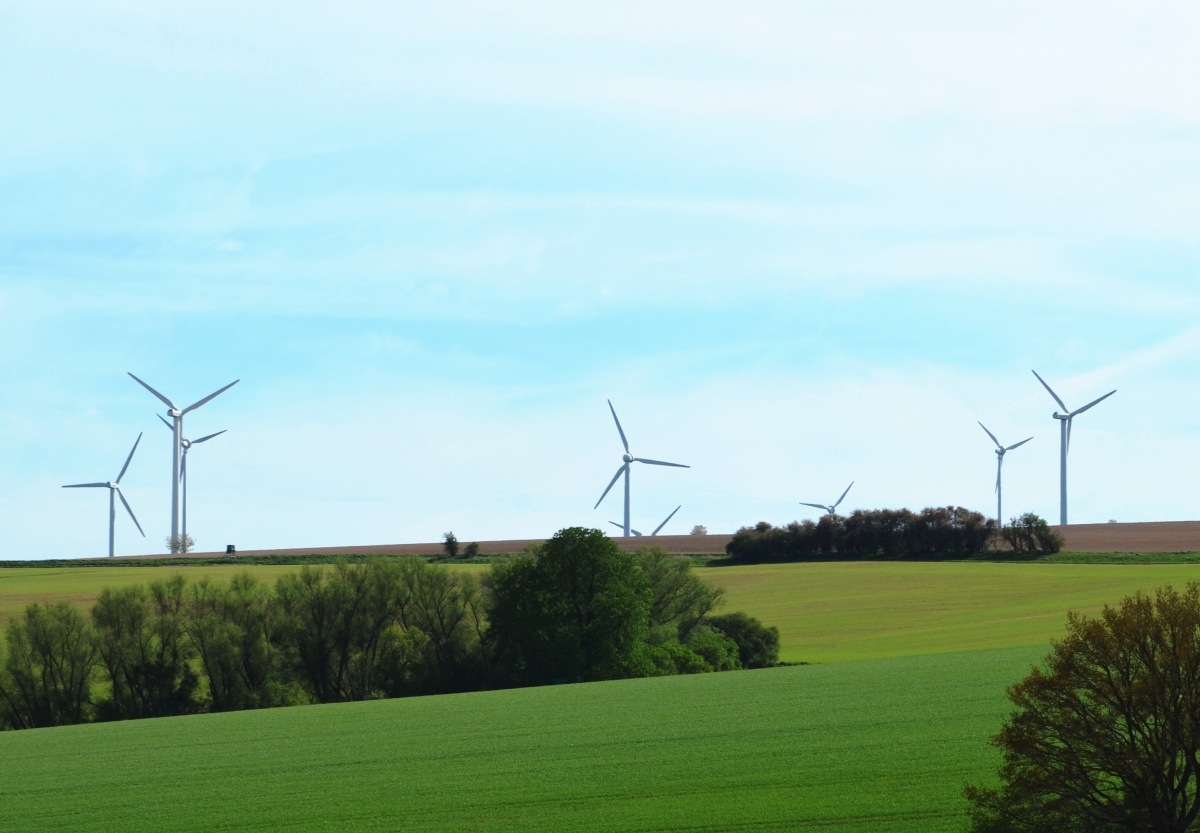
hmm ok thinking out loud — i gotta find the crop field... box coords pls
[7,560,1200,663]
[0,644,1041,833]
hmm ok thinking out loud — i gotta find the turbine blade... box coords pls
[182,380,239,415]
[115,432,142,484]
[1066,417,1072,453]
[180,452,186,482]
[157,414,173,430]
[651,505,681,536]
[62,482,108,489]
[129,374,175,410]
[1031,370,1068,413]
[608,521,624,531]
[1005,437,1034,451]
[995,458,1002,493]
[978,422,1002,449]
[799,502,828,510]
[833,481,854,509]
[594,464,626,509]
[632,458,689,468]
[115,488,145,537]
[607,400,630,454]
[1070,389,1116,417]
[631,529,643,536]
[192,429,227,444]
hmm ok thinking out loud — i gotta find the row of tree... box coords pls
[726,508,1062,563]
[0,528,779,731]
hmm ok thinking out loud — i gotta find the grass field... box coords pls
[0,644,1041,833]
[6,561,1200,663]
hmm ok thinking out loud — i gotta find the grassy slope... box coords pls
[7,562,1200,663]
[702,561,1200,662]
[0,645,1041,833]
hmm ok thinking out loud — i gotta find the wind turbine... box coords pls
[595,400,689,537]
[800,482,854,516]
[129,373,238,541]
[157,415,226,541]
[62,433,145,557]
[978,423,1032,526]
[608,505,682,537]
[1031,370,1116,525]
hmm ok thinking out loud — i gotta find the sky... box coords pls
[1,1,1198,559]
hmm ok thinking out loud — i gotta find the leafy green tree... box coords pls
[638,547,724,645]
[0,602,99,729]
[398,559,483,691]
[92,575,201,720]
[275,559,425,703]
[706,612,780,669]
[966,582,1200,833]
[1001,513,1063,556]
[684,624,741,671]
[442,532,459,558]
[186,573,295,712]
[486,527,653,686]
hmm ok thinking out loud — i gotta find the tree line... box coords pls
[726,508,1062,563]
[0,528,778,731]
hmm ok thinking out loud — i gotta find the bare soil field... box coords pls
[98,520,1200,561]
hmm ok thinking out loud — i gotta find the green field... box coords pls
[0,644,1041,832]
[5,560,1199,832]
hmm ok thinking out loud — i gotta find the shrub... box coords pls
[684,624,741,671]
[464,542,481,558]
[1001,513,1063,555]
[726,507,996,562]
[966,582,1200,832]
[649,642,713,675]
[706,612,780,669]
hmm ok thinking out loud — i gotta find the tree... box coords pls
[0,602,99,729]
[638,547,724,644]
[966,582,1200,833]
[464,542,481,558]
[706,612,779,669]
[485,527,652,686]
[1001,513,1063,556]
[442,532,459,558]
[91,576,201,720]
[186,573,293,711]
[690,525,708,536]
[275,559,425,703]
[165,534,195,554]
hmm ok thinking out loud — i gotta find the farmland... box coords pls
[6,560,1200,662]
[0,644,1042,832]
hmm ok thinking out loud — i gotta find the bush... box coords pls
[726,507,996,563]
[706,612,780,669]
[649,642,713,675]
[1001,513,1063,555]
[464,542,481,558]
[684,624,741,671]
[966,582,1200,832]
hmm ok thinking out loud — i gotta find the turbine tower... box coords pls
[1031,370,1116,525]
[800,482,854,516]
[157,415,226,541]
[978,423,1032,526]
[129,373,238,541]
[62,433,145,557]
[595,400,688,537]
[608,505,682,537]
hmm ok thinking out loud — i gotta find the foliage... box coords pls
[185,574,296,711]
[638,547,724,644]
[966,582,1200,833]
[464,541,481,558]
[690,525,708,535]
[1000,513,1063,555]
[91,576,201,720]
[442,532,459,558]
[0,646,1046,833]
[0,602,98,729]
[683,624,741,671]
[165,534,196,554]
[485,527,653,685]
[706,612,780,668]
[726,507,997,562]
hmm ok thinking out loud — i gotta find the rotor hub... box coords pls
[182,439,192,449]
[623,453,633,463]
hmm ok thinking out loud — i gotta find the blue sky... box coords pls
[2,2,1198,558]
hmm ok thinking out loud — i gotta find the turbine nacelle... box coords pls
[168,408,181,418]
[622,453,634,463]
